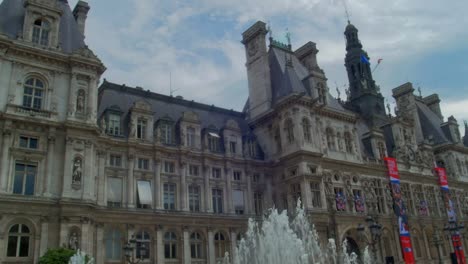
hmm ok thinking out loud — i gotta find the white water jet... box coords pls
[225,201,365,264]
[68,250,94,264]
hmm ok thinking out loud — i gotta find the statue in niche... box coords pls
[100,117,107,135]
[129,118,136,137]
[72,158,82,184]
[68,232,79,250]
[76,90,85,114]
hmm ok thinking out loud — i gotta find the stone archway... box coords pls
[345,236,361,257]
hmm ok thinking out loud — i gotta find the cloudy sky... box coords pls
[69,0,467,135]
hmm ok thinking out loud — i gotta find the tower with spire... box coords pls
[344,21,387,126]
[463,120,468,147]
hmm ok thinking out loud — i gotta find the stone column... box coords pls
[96,150,106,206]
[67,73,77,118]
[81,218,90,253]
[245,174,252,215]
[230,229,237,263]
[225,168,233,214]
[39,218,49,257]
[183,227,190,264]
[83,141,95,200]
[127,155,135,208]
[0,129,12,193]
[180,162,188,211]
[156,226,164,264]
[43,133,56,197]
[301,179,313,210]
[95,223,104,264]
[208,228,215,264]
[87,77,98,122]
[154,160,162,209]
[62,137,74,197]
[204,166,212,213]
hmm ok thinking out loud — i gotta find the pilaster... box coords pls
[96,150,106,206]
[183,227,190,264]
[156,225,164,264]
[127,154,135,208]
[0,128,12,193]
[208,228,215,264]
[43,132,56,197]
[155,159,162,209]
[204,165,212,213]
[180,161,188,211]
[225,167,233,214]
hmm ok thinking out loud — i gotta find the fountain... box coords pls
[68,250,94,264]
[224,201,371,264]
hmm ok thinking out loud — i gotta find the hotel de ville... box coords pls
[0,0,467,263]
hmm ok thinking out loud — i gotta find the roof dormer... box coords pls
[23,0,63,48]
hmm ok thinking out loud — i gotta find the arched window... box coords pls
[284,119,294,143]
[302,118,311,142]
[105,229,122,261]
[317,83,326,104]
[135,231,150,260]
[160,123,173,145]
[344,132,353,153]
[214,232,228,259]
[326,127,335,150]
[164,231,177,259]
[23,77,45,110]
[7,224,31,257]
[190,232,204,259]
[186,127,196,147]
[32,19,50,46]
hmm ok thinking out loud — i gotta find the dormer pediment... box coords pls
[131,100,152,114]
[181,111,200,123]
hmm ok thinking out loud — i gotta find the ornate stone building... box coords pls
[0,1,467,264]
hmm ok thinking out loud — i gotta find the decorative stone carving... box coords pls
[76,89,85,114]
[68,232,79,250]
[72,157,83,185]
[100,117,107,135]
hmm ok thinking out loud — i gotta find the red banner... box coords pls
[385,157,415,264]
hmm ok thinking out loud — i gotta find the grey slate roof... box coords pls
[415,101,449,144]
[0,0,85,53]
[98,81,251,138]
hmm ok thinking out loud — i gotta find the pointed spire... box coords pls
[464,120,468,135]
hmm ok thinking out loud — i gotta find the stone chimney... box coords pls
[73,1,90,36]
[295,41,319,72]
[423,94,443,120]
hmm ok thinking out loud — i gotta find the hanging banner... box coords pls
[385,157,415,264]
[434,167,466,264]
[354,192,365,213]
[335,191,346,211]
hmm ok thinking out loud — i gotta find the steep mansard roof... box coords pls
[0,0,86,53]
[98,81,252,138]
[416,100,450,145]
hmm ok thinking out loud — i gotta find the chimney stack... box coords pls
[73,1,90,36]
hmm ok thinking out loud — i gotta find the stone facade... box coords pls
[0,1,467,264]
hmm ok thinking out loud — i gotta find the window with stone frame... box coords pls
[413,185,426,217]
[32,19,50,46]
[310,182,322,208]
[212,168,221,179]
[290,183,302,206]
[317,83,327,104]
[186,127,196,148]
[377,141,386,160]
[107,177,122,208]
[274,127,282,152]
[302,118,312,142]
[23,77,45,110]
[208,132,220,152]
[188,185,201,212]
[284,119,294,143]
[105,229,122,261]
[400,183,413,215]
[425,186,439,217]
[6,224,32,258]
[164,232,177,259]
[163,183,176,210]
[212,188,223,214]
[136,118,147,139]
[19,136,38,149]
[135,230,151,259]
[136,180,152,209]
[214,232,228,259]
[13,162,36,196]
[109,154,122,167]
[374,183,385,214]
[160,123,173,145]
[252,173,260,183]
[229,136,237,154]
[188,165,199,176]
[233,171,241,181]
[137,158,149,170]
[164,161,175,173]
[233,190,245,215]
[326,127,336,150]
[344,132,353,153]
[190,232,204,259]
[248,139,257,158]
[254,192,263,215]
[108,114,121,136]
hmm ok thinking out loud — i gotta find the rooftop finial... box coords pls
[285,28,291,46]
[267,20,273,39]
[341,0,351,24]
[417,86,422,97]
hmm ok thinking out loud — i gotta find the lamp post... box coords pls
[443,221,465,264]
[431,229,444,264]
[357,215,383,263]
[123,235,146,264]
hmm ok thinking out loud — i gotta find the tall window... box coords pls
[136,180,152,209]
[164,183,176,210]
[19,136,38,149]
[290,183,301,206]
[274,127,282,152]
[233,190,245,215]
[137,119,147,139]
[164,161,175,173]
[107,177,122,208]
[233,171,241,181]
[374,185,385,214]
[400,183,413,215]
[214,232,228,259]
[23,78,44,110]
[135,231,151,260]
[137,158,149,170]
[284,119,294,143]
[164,232,177,259]
[189,165,199,176]
[190,232,204,259]
[253,173,260,183]
[254,192,263,215]
[212,168,221,179]
[32,19,50,46]
[208,133,220,152]
[310,182,322,208]
[302,118,311,142]
[189,185,201,212]
[105,229,122,261]
[377,142,386,159]
[229,137,237,154]
[109,154,122,167]
[13,163,36,195]
[186,127,196,147]
[7,224,31,257]
[248,140,257,157]
[160,123,173,144]
[317,83,326,104]
[212,189,223,214]
[344,132,353,153]
[108,114,121,135]
[326,128,336,150]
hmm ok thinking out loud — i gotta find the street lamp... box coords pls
[431,230,444,264]
[123,235,146,264]
[357,215,383,263]
[443,221,465,264]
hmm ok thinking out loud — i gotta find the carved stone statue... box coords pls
[100,117,107,135]
[68,232,79,250]
[72,158,82,184]
[76,90,85,114]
